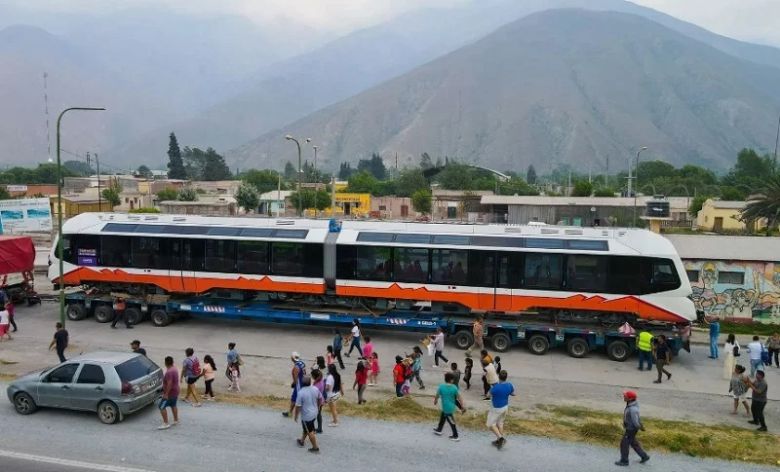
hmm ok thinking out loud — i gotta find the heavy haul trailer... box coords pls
[62,291,687,361]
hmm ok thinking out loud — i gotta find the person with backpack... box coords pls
[180,347,202,407]
[283,352,306,418]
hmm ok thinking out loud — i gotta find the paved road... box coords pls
[0,396,776,472]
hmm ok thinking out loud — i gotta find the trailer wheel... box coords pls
[491,332,511,353]
[453,331,474,350]
[527,334,549,355]
[151,309,172,327]
[125,307,143,325]
[567,337,590,358]
[66,303,88,321]
[607,340,631,362]
[93,305,114,323]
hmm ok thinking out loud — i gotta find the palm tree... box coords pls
[738,174,780,235]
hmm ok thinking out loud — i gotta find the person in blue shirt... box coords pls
[332,329,345,369]
[709,316,721,359]
[486,370,514,449]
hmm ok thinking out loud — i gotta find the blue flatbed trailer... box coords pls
[62,291,688,362]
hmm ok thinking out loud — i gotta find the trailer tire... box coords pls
[607,340,631,362]
[527,334,549,355]
[151,309,172,327]
[66,303,88,321]
[125,307,143,326]
[93,305,114,323]
[491,332,511,353]
[567,337,590,358]
[453,331,474,350]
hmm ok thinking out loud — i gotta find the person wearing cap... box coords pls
[616,390,650,466]
[111,296,132,329]
[283,352,306,418]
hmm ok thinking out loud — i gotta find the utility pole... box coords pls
[632,146,648,227]
[285,135,303,216]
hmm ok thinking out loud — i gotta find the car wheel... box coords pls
[98,400,120,424]
[94,305,114,323]
[14,392,37,415]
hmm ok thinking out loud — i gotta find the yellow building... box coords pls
[311,192,371,218]
[50,195,108,218]
[696,199,765,232]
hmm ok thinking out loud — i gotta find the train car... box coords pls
[50,213,697,325]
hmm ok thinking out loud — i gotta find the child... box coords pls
[7,300,17,332]
[463,357,473,390]
[401,357,414,396]
[362,336,374,360]
[228,363,241,392]
[368,352,380,386]
[433,372,464,441]
[729,364,750,416]
[450,362,461,388]
[316,355,326,371]
[493,356,502,375]
[353,361,367,404]
[412,346,425,390]
[326,345,336,367]
[201,355,217,401]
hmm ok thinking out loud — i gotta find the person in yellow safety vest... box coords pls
[637,331,654,371]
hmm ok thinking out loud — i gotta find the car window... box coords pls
[115,355,159,382]
[77,364,106,384]
[47,363,79,383]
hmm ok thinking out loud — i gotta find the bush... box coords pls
[129,207,161,214]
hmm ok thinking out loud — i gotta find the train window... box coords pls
[273,229,308,239]
[393,247,429,283]
[567,240,608,251]
[606,256,644,295]
[102,223,137,232]
[432,235,470,245]
[161,238,182,270]
[240,228,273,238]
[497,252,523,288]
[357,232,394,243]
[468,251,495,287]
[72,235,100,266]
[134,225,167,234]
[649,259,681,292]
[272,243,305,276]
[431,249,468,285]
[356,246,392,281]
[131,237,161,269]
[182,239,205,271]
[526,238,565,249]
[524,253,563,289]
[566,255,608,292]
[60,235,74,264]
[205,240,237,273]
[395,234,432,244]
[207,227,241,236]
[100,236,131,267]
[237,241,269,275]
[336,246,358,279]
[303,244,324,277]
[472,236,525,248]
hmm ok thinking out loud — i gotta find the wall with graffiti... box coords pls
[685,259,780,324]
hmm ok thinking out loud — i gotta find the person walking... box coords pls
[450,362,461,388]
[393,355,406,397]
[158,356,180,430]
[353,361,367,404]
[653,335,672,384]
[465,316,484,357]
[201,355,216,401]
[482,358,499,399]
[225,342,241,383]
[283,352,306,418]
[6,300,17,332]
[368,352,380,386]
[708,316,720,359]
[636,330,653,371]
[180,348,202,407]
[312,369,325,433]
[723,334,740,380]
[324,363,341,426]
[766,333,780,368]
[746,370,768,432]
[615,390,650,466]
[747,336,764,377]
[110,296,133,329]
[331,330,345,369]
[362,336,374,360]
[345,319,363,358]
[486,370,514,449]
[463,357,474,390]
[433,372,464,442]
[729,364,750,416]
[0,306,11,341]
[48,322,68,362]
[411,346,425,390]
[130,340,147,356]
[430,327,449,368]
[293,375,324,454]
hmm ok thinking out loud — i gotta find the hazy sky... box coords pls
[6,0,780,47]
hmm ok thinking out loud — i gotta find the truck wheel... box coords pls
[453,331,474,350]
[527,334,549,355]
[124,307,143,325]
[66,303,88,321]
[491,332,511,352]
[94,305,114,323]
[151,309,172,327]
[607,340,631,362]
[567,337,590,358]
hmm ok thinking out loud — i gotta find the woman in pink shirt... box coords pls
[201,355,217,401]
[362,336,374,360]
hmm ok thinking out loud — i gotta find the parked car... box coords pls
[6,351,163,424]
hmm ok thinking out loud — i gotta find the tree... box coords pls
[136,165,153,179]
[63,160,94,176]
[166,132,187,179]
[156,187,179,201]
[284,162,297,181]
[290,189,330,211]
[0,187,10,200]
[395,168,428,197]
[739,174,780,235]
[720,186,745,201]
[420,152,433,170]
[242,169,280,194]
[526,165,537,185]
[129,207,161,213]
[338,162,354,180]
[202,147,232,181]
[357,153,386,180]
[437,163,473,190]
[636,160,676,185]
[177,187,198,201]
[346,171,379,193]
[688,195,709,218]
[235,183,260,213]
[101,179,121,208]
[497,177,538,196]
[411,189,432,215]
[593,187,617,197]
[571,180,593,197]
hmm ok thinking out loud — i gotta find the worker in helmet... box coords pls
[615,390,650,466]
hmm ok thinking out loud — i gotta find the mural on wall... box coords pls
[686,260,780,324]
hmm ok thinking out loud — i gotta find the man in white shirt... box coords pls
[747,336,764,377]
[430,327,449,368]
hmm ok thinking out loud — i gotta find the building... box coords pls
[695,199,763,232]
[370,196,417,220]
[50,195,107,218]
[189,180,240,196]
[2,184,59,198]
[433,190,493,222]
[258,190,294,216]
[328,193,371,217]
[158,197,237,216]
[666,234,780,324]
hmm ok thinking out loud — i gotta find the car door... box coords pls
[36,363,80,408]
[69,363,108,411]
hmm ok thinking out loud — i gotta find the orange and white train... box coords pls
[50,213,697,325]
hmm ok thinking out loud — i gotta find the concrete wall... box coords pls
[507,205,637,226]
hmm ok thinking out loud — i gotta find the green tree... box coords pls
[688,195,709,217]
[178,187,198,201]
[0,186,10,200]
[411,189,432,215]
[290,189,330,211]
[437,163,473,190]
[202,147,232,181]
[593,187,617,197]
[63,160,94,176]
[156,187,179,201]
[420,152,433,170]
[166,132,187,179]
[497,177,538,196]
[526,165,537,185]
[136,165,153,179]
[284,162,297,181]
[235,183,260,213]
[242,169,280,194]
[395,168,428,197]
[129,207,161,214]
[346,171,379,193]
[571,180,593,197]
[739,175,780,235]
[720,186,745,201]
[636,160,676,185]
[357,153,387,180]
[101,180,121,208]
[338,162,354,180]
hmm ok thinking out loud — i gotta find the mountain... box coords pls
[226,9,780,174]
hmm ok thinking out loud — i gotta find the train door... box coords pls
[496,252,523,312]
[164,238,184,292]
[180,238,205,293]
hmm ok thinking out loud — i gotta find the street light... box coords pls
[632,146,648,227]
[57,106,105,326]
[285,134,302,216]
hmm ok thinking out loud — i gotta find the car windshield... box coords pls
[115,355,159,382]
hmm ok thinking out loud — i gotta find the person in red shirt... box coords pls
[353,361,368,404]
[158,356,180,430]
[393,356,405,397]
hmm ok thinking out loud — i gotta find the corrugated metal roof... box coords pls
[481,195,690,209]
[665,234,780,262]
